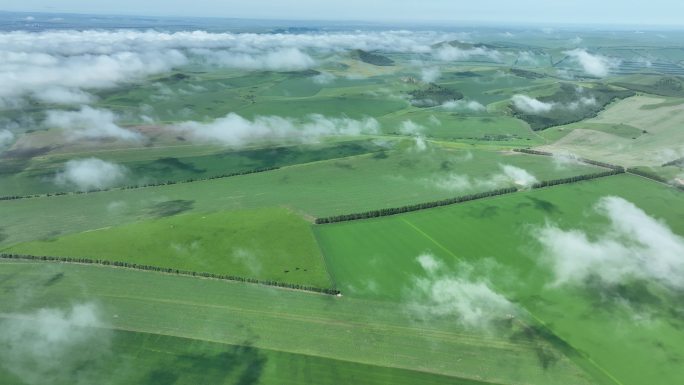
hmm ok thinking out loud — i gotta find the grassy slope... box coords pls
[315,174,684,385]
[0,261,598,385]
[0,147,602,247]
[6,207,331,288]
[539,95,684,167]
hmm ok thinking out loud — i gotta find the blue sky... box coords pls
[2,0,684,26]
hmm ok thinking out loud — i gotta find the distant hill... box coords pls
[352,49,394,66]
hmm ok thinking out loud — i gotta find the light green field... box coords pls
[0,327,495,385]
[0,147,602,247]
[6,207,330,288]
[539,96,684,167]
[315,174,684,385]
[0,261,600,385]
[0,139,384,196]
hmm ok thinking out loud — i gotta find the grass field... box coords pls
[0,327,499,385]
[314,174,684,385]
[0,147,602,248]
[0,261,601,385]
[539,96,684,167]
[5,207,331,287]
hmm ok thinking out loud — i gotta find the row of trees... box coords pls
[532,169,625,189]
[0,253,341,296]
[315,187,518,224]
[512,148,625,171]
[627,168,684,191]
[0,166,281,201]
[316,166,630,224]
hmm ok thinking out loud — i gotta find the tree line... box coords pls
[316,167,628,224]
[627,168,684,191]
[0,166,280,202]
[531,169,624,189]
[315,187,518,224]
[512,148,625,171]
[0,253,340,296]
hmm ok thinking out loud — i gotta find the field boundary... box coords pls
[315,169,623,225]
[0,253,340,296]
[0,166,281,201]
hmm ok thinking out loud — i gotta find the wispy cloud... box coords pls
[564,49,619,77]
[55,158,128,191]
[407,253,516,330]
[175,113,379,147]
[45,106,142,142]
[534,196,684,290]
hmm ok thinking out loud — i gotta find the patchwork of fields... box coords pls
[1,20,684,385]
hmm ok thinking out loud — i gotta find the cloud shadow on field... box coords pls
[142,343,267,385]
[526,197,560,214]
[146,200,194,218]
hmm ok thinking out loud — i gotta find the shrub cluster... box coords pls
[0,253,340,295]
[0,166,280,201]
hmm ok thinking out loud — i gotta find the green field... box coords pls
[0,147,602,248]
[0,261,600,385]
[6,207,330,287]
[2,24,684,385]
[315,174,684,385]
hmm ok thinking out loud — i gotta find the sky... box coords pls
[2,0,684,26]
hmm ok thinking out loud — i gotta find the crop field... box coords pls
[1,15,683,385]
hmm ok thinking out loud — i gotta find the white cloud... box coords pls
[312,71,336,84]
[511,94,554,114]
[564,49,619,77]
[408,254,516,329]
[430,164,537,192]
[44,106,142,142]
[0,303,110,385]
[535,197,684,290]
[434,45,501,62]
[500,164,538,188]
[175,113,379,147]
[55,158,128,191]
[399,120,425,135]
[442,99,486,112]
[193,47,315,71]
[0,129,14,148]
[420,67,441,83]
[32,87,95,105]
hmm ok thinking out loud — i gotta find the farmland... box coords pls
[1,12,684,385]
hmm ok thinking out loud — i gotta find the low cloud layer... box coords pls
[55,158,128,191]
[511,95,554,114]
[0,129,14,149]
[193,47,315,71]
[431,164,538,192]
[434,45,501,62]
[442,99,486,112]
[0,29,464,107]
[564,49,618,77]
[408,253,516,329]
[0,303,110,385]
[535,197,684,290]
[175,113,379,147]
[420,67,441,83]
[44,106,142,142]
[511,93,596,115]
